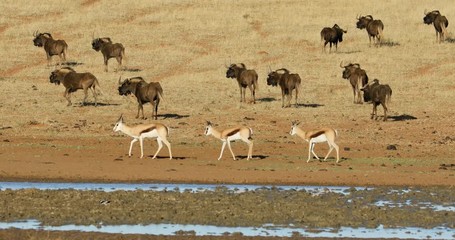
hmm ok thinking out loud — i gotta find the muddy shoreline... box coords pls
[1,187,453,229]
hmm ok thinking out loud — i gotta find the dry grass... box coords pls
[0,0,454,161]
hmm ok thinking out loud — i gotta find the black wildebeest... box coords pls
[361,79,392,121]
[356,15,384,46]
[320,24,347,53]
[340,61,369,104]
[33,31,68,66]
[423,10,449,43]
[225,63,258,104]
[49,67,100,106]
[118,77,163,120]
[266,68,301,108]
[92,37,125,72]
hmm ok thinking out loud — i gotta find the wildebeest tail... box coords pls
[253,72,259,91]
[377,26,384,43]
[94,78,104,95]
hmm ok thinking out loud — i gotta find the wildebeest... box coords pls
[266,68,301,108]
[340,62,369,104]
[320,24,347,53]
[33,31,68,66]
[225,63,258,104]
[118,77,163,120]
[356,15,384,46]
[92,37,125,72]
[49,67,100,106]
[361,79,392,121]
[423,10,449,43]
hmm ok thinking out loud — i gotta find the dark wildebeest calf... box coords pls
[49,67,100,106]
[340,62,369,104]
[320,24,347,53]
[33,31,68,66]
[356,15,384,46]
[92,37,125,72]
[361,79,392,121]
[266,68,301,108]
[226,63,258,104]
[118,77,163,120]
[423,10,449,43]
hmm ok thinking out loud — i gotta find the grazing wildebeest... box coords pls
[356,15,384,46]
[320,24,347,53]
[423,10,449,43]
[118,77,163,120]
[33,31,68,66]
[361,79,392,121]
[225,63,258,104]
[340,62,369,104]
[92,37,125,72]
[49,67,100,106]
[266,68,301,108]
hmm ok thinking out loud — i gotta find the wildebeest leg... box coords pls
[47,53,52,67]
[104,56,109,72]
[154,99,160,120]
[90,87,97,106]
[372,103,378,120]
[238,85,243,102]
[82,88,89,106]
[381,102,388,121]
[116,56,122,72]
[136,103,142,119]
[151,101,157,120]
[287,89,292,107]
[352,86,356,103]
[329,42,332,53]
[248,85,255,104]
[64,89,72,106]
[281,88,286,108]
[294,88,299,107]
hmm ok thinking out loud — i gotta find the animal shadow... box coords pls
[160,113,190,119]
[153,156,186,160]
[297,103,324,108]
[389,114,417,121]
[79,102,121,107]
[122,67,142,72]
[257,97,276,102]
[237,155,268,160]
[62,61,83,67]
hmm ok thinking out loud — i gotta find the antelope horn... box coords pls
[424,9,428,15]
[340,61,345,68]
[206,120,212,126]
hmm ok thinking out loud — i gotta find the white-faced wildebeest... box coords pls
[320,24,347,53]
[356,15,384,46]
[92,37,125,72]
[361,79,392,121]
[49,67,101,106]
[33,31,68,66]
[340,61,369,104]
[266,68,301,108]
[423,10,449,43]
[225,63,258,104]
[118,77,163,120]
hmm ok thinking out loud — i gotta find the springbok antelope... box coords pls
[289,121,340,163]
[113,115,172,159]
[204,121,253,161]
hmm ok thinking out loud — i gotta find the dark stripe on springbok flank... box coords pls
[140,126,156,134]
[309,130,325,139]
[226,129,240,137]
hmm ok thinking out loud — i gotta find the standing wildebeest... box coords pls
[49,67,100,106]
[356,15,384,46]
[266,68,301,108]
[118,77,163,120]
[92,37,125,72]
[340,62,369,104]
[423,10,449,43]
[361,79,392,121]
[225,63,258,104]
[33,31,68,66]
[320,24,347,53]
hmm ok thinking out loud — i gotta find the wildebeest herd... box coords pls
[32,10,449,161]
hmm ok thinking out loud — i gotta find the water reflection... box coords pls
[0,219,453,239]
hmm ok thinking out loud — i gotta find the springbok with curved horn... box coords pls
[204,121,253,161]
[113,115,172,159]
[289,121,339,163]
